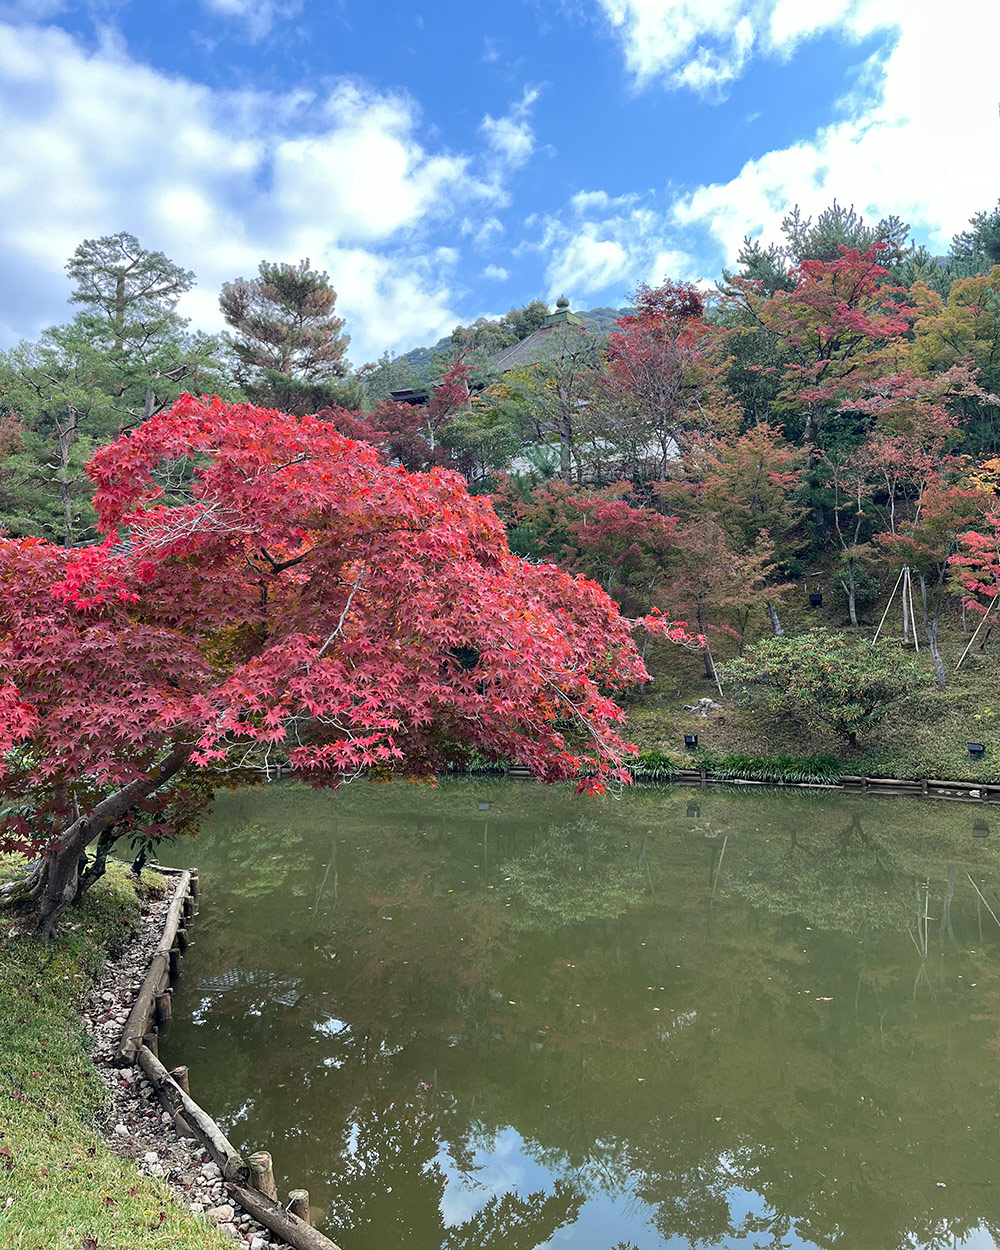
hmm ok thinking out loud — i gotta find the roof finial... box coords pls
[555,295,570,310]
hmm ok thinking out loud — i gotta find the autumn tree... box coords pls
[727,247,910,452]
[593,280,726,476]
[0,396,699,936]
[220,259,351,409]
[496,481,679,618]
[370,358,475,472]
[909,269,1000,453]
[680,423,805,636]
[820,371,961,624]
[485,324,602,485]
[669,519,783,666]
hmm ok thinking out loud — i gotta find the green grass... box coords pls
[626,606,1000,786]
[0,859,229,1250]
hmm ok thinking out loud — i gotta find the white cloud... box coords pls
[596,0,897,94]
[480,85,540,171]
[671,0,1000,259]
[201,0,303,41]
[481,264,509,281]
[536,197,696,302]
[570,189,639,214]
[0,21,507,362]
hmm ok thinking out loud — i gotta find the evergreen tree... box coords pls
[781,201,912,267]
[0,233,226,543]
[948,199,1000,277]
[219,259,351,410]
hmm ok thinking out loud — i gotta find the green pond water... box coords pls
[161,779,1000,1250]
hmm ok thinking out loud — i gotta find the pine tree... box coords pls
[219,259,350,410]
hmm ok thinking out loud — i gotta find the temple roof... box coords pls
[488,297,586,371]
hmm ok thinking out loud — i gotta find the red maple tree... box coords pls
[1,396,699,934]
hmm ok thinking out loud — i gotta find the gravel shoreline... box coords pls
[83,876,289,1248]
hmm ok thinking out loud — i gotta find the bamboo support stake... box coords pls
[955,594,1000,672]
[705,642,724,699]
[966,875,1000,931]
[249,1151,278,1202]
[872,567,904,646]
[906,568,920,652]
[288,1191,311,1225]
[902,566,911,645]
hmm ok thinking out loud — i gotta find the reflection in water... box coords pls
[162,781,1000,1250]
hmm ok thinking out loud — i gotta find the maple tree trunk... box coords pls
[18,746,192,939]
[766,600,784,638]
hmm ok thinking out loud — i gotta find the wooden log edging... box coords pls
[228,1182,344,1250]
[136,1044,248,1182]
[659,767,1000,802]
[119,869,341,1249]
[114,868,195,1065]
[136,1044,344,1248]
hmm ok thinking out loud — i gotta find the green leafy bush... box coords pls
[719,630,925,748]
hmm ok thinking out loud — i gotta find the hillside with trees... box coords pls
[5,198,1000,798]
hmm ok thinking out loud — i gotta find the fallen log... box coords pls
[227,1183,344,1250]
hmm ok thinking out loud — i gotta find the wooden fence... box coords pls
[117,865,343,1250]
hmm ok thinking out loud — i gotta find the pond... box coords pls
[161,779,1000,1250]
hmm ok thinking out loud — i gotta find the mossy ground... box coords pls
[0,859,229,1250]
[626,598,1000,784]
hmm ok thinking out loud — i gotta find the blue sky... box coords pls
[0,0,997,363]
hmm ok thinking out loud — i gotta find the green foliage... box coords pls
[630,748,680,780]
[0,233,227,545]
[781,201,913,267]
[948,199,1000,277]
[450,300,550,354]
[719,630,926,747]
[830,561,881,618]
[630,747,841,785]
[219,257,350,396]
[700,751,843,784]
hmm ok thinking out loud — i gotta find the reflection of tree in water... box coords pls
[169,782,1000,1250]
[202,819,306,902]
[325,1101,582,1250]
[723,812,920,934]
[500,818,645,928]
